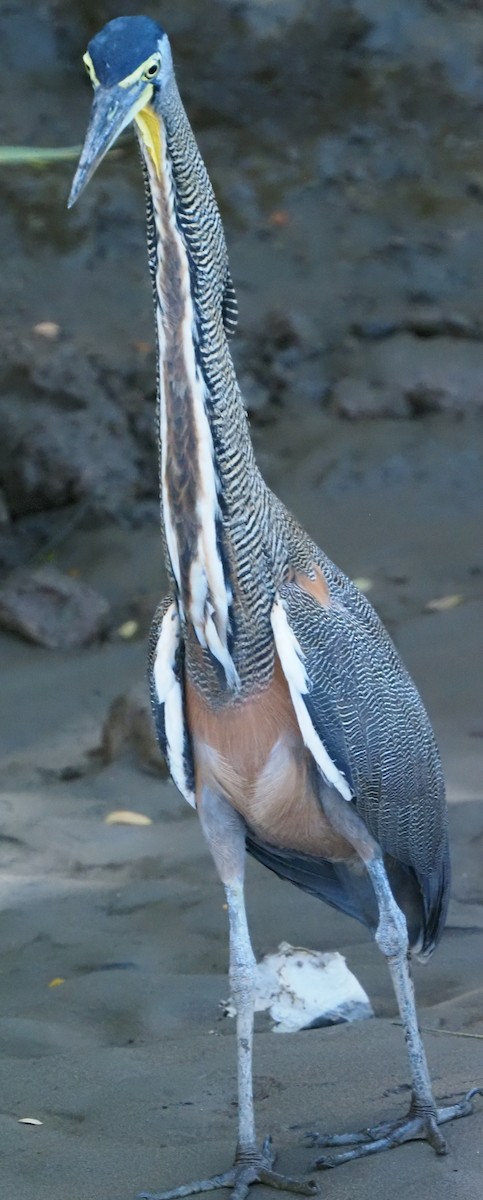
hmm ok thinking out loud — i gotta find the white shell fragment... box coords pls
[18,1118,43,1126]
[225,942,373,1033]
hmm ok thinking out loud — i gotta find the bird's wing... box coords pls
[148,596,196,808]
[222,268,238,338]
[270,571,447,881]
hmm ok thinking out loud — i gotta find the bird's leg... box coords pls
[308,850,480,1168]
[140,789,317,1200]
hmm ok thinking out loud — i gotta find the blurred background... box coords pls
[0,3,482,1197]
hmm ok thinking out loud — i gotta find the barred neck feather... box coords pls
[138,77,295,695]
[139,77,326,701]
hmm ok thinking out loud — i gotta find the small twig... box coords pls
[0,141,128,167]
[0,145,82,164]
[392,1020,483,1041]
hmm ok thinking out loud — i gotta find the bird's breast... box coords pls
[185,657,355,861]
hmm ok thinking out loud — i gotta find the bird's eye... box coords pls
[144,61,160,80]
[83,56,96,83]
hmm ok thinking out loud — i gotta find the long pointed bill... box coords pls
[68,79,152,208]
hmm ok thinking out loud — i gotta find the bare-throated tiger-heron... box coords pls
[69,15,480,1199]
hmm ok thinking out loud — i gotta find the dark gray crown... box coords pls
[88,16,166,86]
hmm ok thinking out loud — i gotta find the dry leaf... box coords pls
[105,810,152,826]
[33,321,60,340]
[48,977,65,988]
[18,1118,43,1126]
[117,620,139,639]
[425,594,463,613]
[353,577,373,593]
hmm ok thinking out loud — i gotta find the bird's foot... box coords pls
[304,1087,482,1168]
[138,1136,319,1200]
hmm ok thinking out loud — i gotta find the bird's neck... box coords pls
[138,84,274,692]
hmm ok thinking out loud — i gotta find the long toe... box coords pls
[307,1087,482,1169]
[138,1139,319,1200]
[138,1170,318,1200]
[313,1114,444,1168]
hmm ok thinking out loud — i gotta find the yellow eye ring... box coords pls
[144,61,160,81]
[83,53,98,85]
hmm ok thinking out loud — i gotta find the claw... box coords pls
[137,1138,318,1200]
[306,1086,482,1169]
[312,1156,338,1172]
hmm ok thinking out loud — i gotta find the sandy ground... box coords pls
[1,442,482,1200]
[1,3,483,1198]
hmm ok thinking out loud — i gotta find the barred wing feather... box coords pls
[271,571,449,955]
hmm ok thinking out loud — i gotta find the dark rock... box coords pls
[239,310,326,413]
[0,566,110,648]
[405,307,483,341]
[331,377,407,420]
[443,314,483,340]
[364,334,483,415]
[352,309,483,343]
[0,330,156,520]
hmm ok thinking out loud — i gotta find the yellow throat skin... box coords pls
[135,106,163,175]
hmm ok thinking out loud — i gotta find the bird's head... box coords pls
[68,16,174,207]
